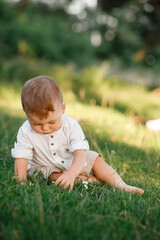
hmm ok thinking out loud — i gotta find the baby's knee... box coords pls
[93,155,103,168]
[95,155,103,163]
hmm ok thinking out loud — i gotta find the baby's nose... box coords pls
[41,124,49,131]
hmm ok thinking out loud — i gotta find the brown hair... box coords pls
[21,76,63,118]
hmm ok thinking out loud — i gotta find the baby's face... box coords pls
[27,104,66,134]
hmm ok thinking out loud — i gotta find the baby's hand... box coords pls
[55,170,76,191]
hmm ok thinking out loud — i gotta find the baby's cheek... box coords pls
[33,126,41,133]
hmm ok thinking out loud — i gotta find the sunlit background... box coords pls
[0,0,160,87]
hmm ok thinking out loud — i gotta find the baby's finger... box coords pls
[57,179,68,188]
[59,180,70,191]
[55,175,64,186]
[62,183,70,191]
[69,183,74,192]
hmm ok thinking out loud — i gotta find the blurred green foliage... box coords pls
[0,1,95,66]
[0,56,112,107]
[98,0,160,66]
[0,0,159,91]
[0,0,160,70]
[0,56,141,111]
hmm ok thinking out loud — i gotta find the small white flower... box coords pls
[82,180,88,189]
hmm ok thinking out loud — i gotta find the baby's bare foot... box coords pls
[121,184,144,195]
[75,174,87,183]
[75,175,100,184]
[49,172,63,182]
[88,175,100,184]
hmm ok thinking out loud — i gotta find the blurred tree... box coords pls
[0,0,159,70]
[98,0,129,11]
[97,0,160,68]
[0,0,95,66]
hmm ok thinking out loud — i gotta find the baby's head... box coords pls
[21,76,65,134]
[21,76,63,119]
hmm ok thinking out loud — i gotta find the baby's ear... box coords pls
[62,103,66,113]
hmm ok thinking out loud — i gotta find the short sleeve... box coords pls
[11,126,33,159]
[68,120,89,153]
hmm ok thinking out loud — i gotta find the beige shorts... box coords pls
[28,150,99,179]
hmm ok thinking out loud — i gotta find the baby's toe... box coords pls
[136,188,144,195]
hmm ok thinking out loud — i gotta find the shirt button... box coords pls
[61,160,64,164]
[53,153,56,156]
[51,135,54,138]
[51,143,54,145]
[66,149,69,151]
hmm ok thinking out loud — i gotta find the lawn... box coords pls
[0,79,160,240]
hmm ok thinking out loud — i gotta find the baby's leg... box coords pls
[49,172,98,183]
[92,156,144,195]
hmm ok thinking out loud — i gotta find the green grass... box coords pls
[0,80,160,240]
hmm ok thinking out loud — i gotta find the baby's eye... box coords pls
[33,123,41,126]
[49,121,56,124]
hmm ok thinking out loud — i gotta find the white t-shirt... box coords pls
[11,113,89,171]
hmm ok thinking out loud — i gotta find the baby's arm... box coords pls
[14,158,28,182]
[55,149,86,191]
